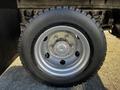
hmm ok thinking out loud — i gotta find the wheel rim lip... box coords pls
[34,25,90,77]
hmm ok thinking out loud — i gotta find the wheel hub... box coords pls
[53,41,70,57]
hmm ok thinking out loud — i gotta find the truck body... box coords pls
[18,0,120,9]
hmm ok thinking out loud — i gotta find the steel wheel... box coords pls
[34,26,90,77]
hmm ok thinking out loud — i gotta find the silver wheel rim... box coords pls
[34,26,90,77]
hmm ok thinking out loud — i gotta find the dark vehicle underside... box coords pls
[0,0,120,87]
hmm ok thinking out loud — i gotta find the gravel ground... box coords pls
[9,31,120,90]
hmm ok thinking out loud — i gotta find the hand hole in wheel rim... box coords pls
[43,36,48,41]
[60,60,66,65]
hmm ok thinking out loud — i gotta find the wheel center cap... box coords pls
[54,41,70,57]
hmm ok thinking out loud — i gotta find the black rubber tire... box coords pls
[19,7,106,87]
[112,24,120,38]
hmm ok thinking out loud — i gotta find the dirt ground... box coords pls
[10,31,120,90]
[98,32,120,90]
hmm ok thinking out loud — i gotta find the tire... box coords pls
[112,24,120,38]
[19,7,106,87]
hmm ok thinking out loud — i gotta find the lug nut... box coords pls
[65,34,69,37]
[54,35,58,38]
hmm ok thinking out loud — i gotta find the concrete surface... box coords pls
[0,66,105,90]
[98,32,120,90]
[8,31,120,90]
